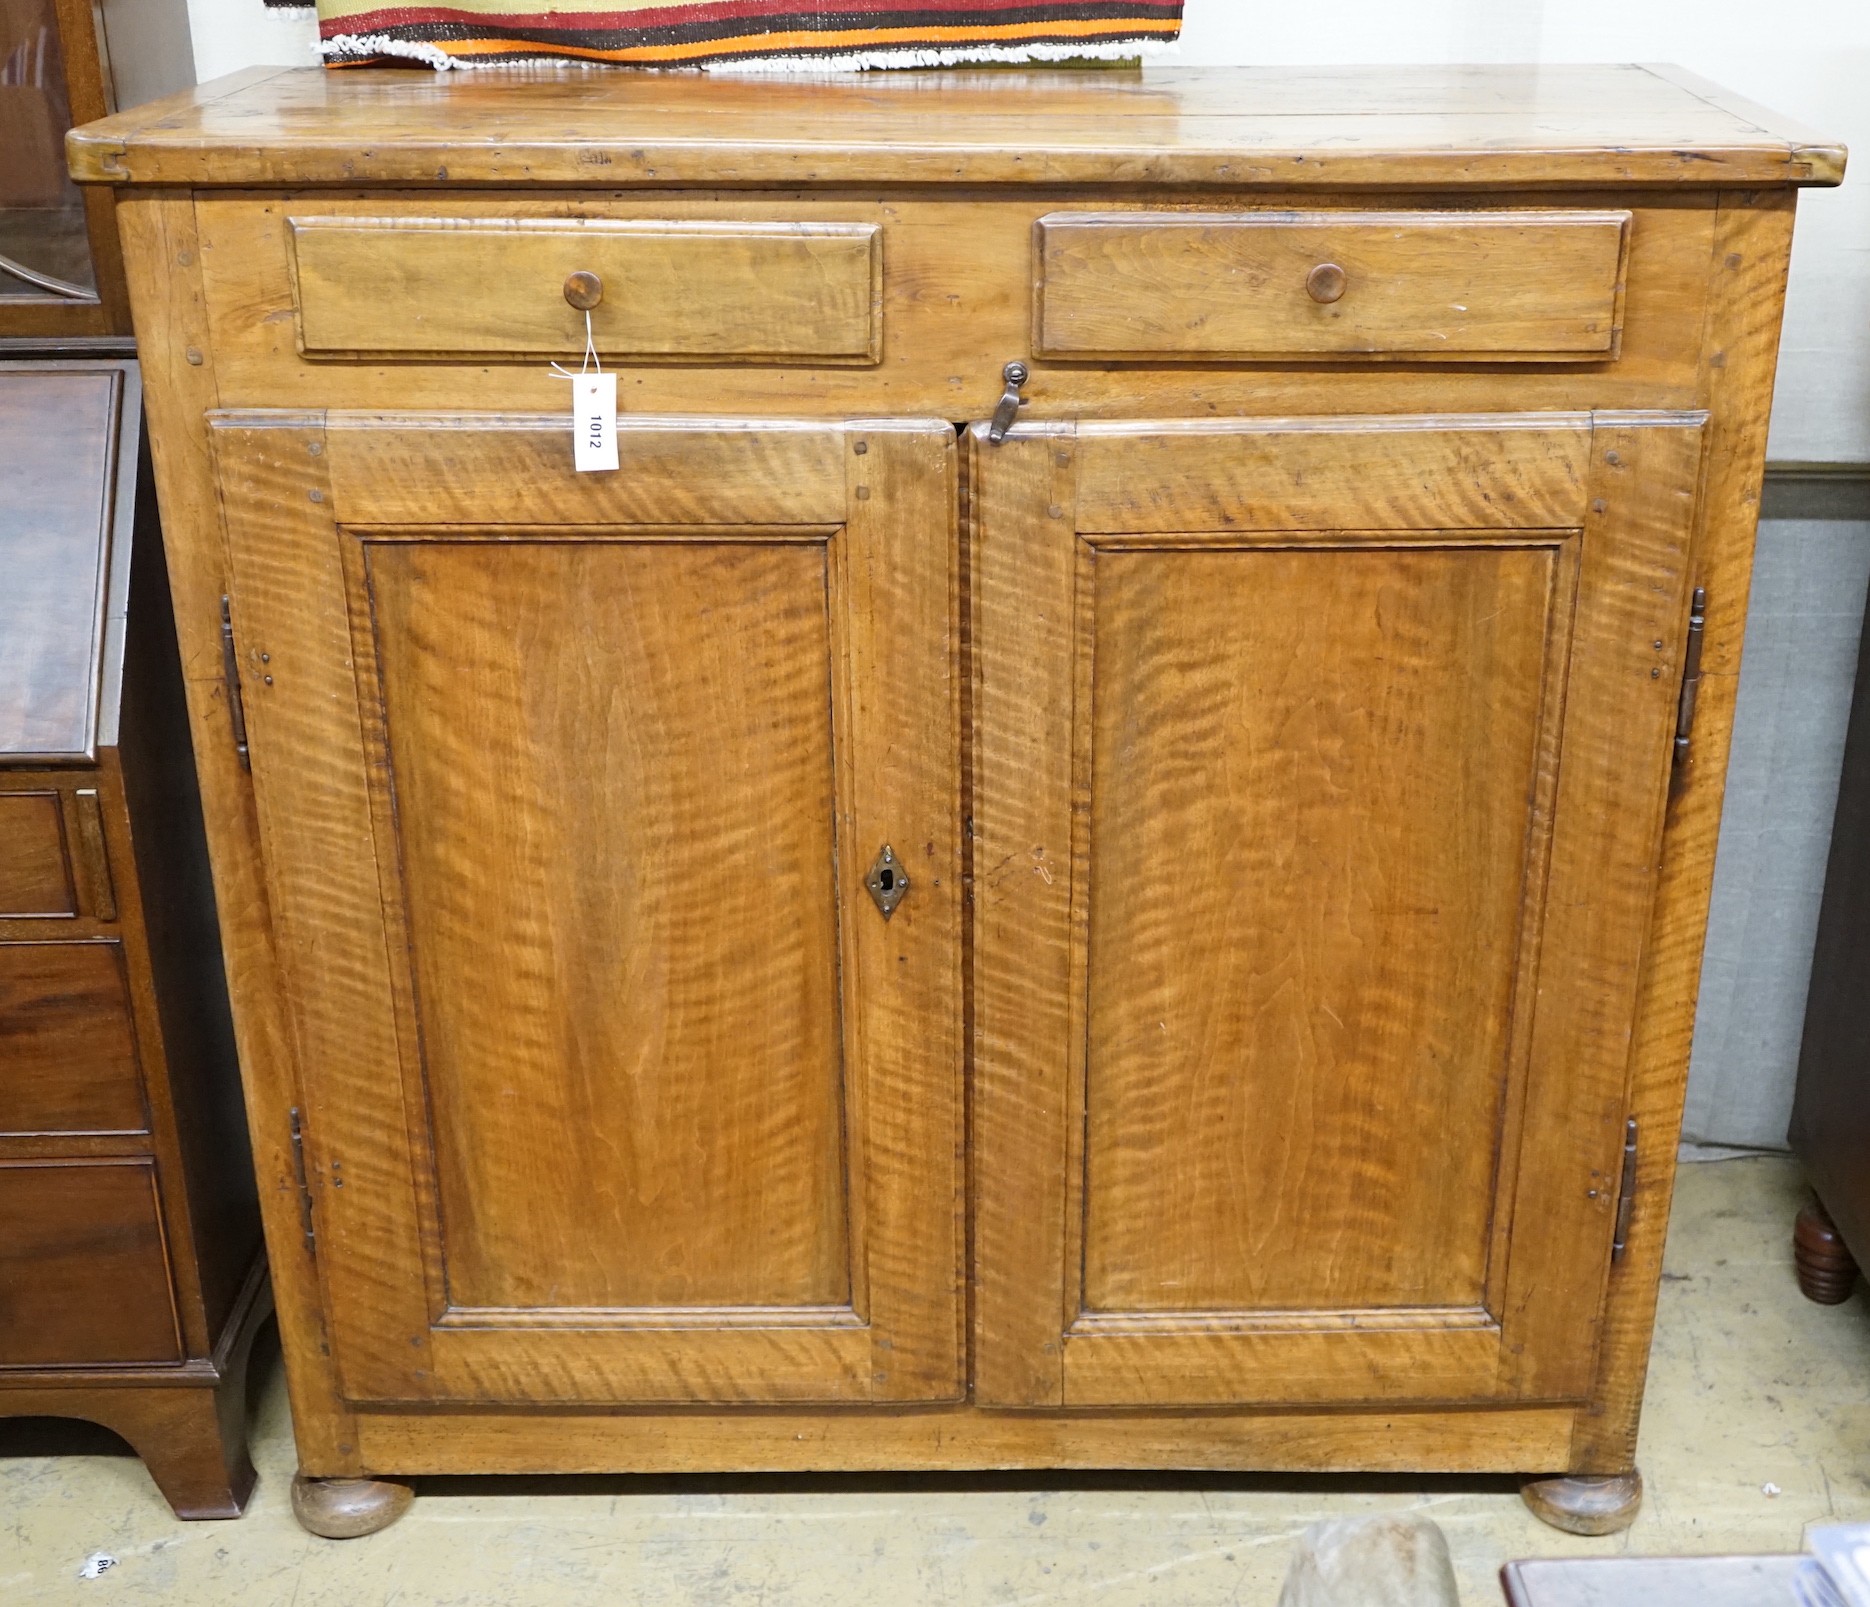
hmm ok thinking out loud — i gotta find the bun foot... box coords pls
[290,1474,414,1538]
[1520,1471,1643,1535]
[1795,1201,1859,1304]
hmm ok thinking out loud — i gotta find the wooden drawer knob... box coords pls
[1306,262,1347,304]
[563,270,604,311]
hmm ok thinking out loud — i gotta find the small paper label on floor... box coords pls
[573,374,618,472]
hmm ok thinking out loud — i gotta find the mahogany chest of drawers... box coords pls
[0,357,265,1516]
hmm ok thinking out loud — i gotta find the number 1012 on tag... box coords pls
[572,373,619,472]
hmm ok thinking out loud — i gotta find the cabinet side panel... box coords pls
[113,191,361,1472]
[1571,191,1798,1473]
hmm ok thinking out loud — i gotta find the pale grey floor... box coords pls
[4,1157,1868,1604]
[1686,515,1870,1149]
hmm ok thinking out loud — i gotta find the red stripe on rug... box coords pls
[323,0,1182,35]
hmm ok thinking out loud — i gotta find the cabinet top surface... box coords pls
[68,63,1843,191]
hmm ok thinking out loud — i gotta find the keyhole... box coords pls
[879,869,895,891]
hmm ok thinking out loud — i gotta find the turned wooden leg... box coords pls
[1795,1200,1859,1304]
[1520,1471,1643,1535]
[291,1474,415,1538]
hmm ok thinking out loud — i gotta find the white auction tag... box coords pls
[572,372,618,472]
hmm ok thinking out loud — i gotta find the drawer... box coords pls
[0,793,75,917]
[0,941,148,1135]
[0,1159,180,1366]
[1034,210,1632,362]
[288,216,883,362]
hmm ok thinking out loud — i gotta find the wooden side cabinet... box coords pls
[0,358,266,1517]
[1791,573,1870,1303]
[68,65,1843,1540]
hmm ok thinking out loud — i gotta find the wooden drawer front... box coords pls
[0,942,147,1135]
[289,217,883,362]
[0,794,75,917]
[0,1159,180,1365]
[1035,210,1631,361]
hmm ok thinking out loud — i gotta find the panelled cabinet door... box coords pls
[972,412,1704,1409]
[212,413,962,1406]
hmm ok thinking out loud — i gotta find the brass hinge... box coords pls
[288,1105,316,1255]
[1672,586,1707,772]
[219,595,251,771]
[1611,1117,1639,1263]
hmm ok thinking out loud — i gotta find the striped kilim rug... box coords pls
[304,1,1184,69]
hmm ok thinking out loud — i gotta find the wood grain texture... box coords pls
[193,192,1721,424]
[67,66,1845,190]
[0,1263,272,1519]
[214,415,439,1409]
[72,789,116,920]
[0,1158,179,1364]
[968,422,1077,1409]
[320,414,848,526]
[1568,193,1799,1475]
[0,793,76,917]
[1074,415,1591,532]
[1492,415,1701,1403]
[0,346,266,1518]
[218,412,962,1407]
[0,941,147,1134]
[362,537,850,1311]
[1078,543,1561,1317]
[1036,210,1629,360]
[112,190,363,1473]
[289,216,882,361]
[90,72,1819,1483]
[351,1399,1580,1476]
[839,422,966,1403]
[974,412,1698,1411]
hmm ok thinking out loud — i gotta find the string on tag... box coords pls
[553,307,619,473]
[550,309,601,381]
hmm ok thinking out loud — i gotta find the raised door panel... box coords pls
[1081,543,1560,1318]
[365,538,850,1314]
[213,413,961,1407]
[972,413,1703,1410]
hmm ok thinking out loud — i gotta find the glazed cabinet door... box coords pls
[972,412,1703,1409]
[212,413,962,1406]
